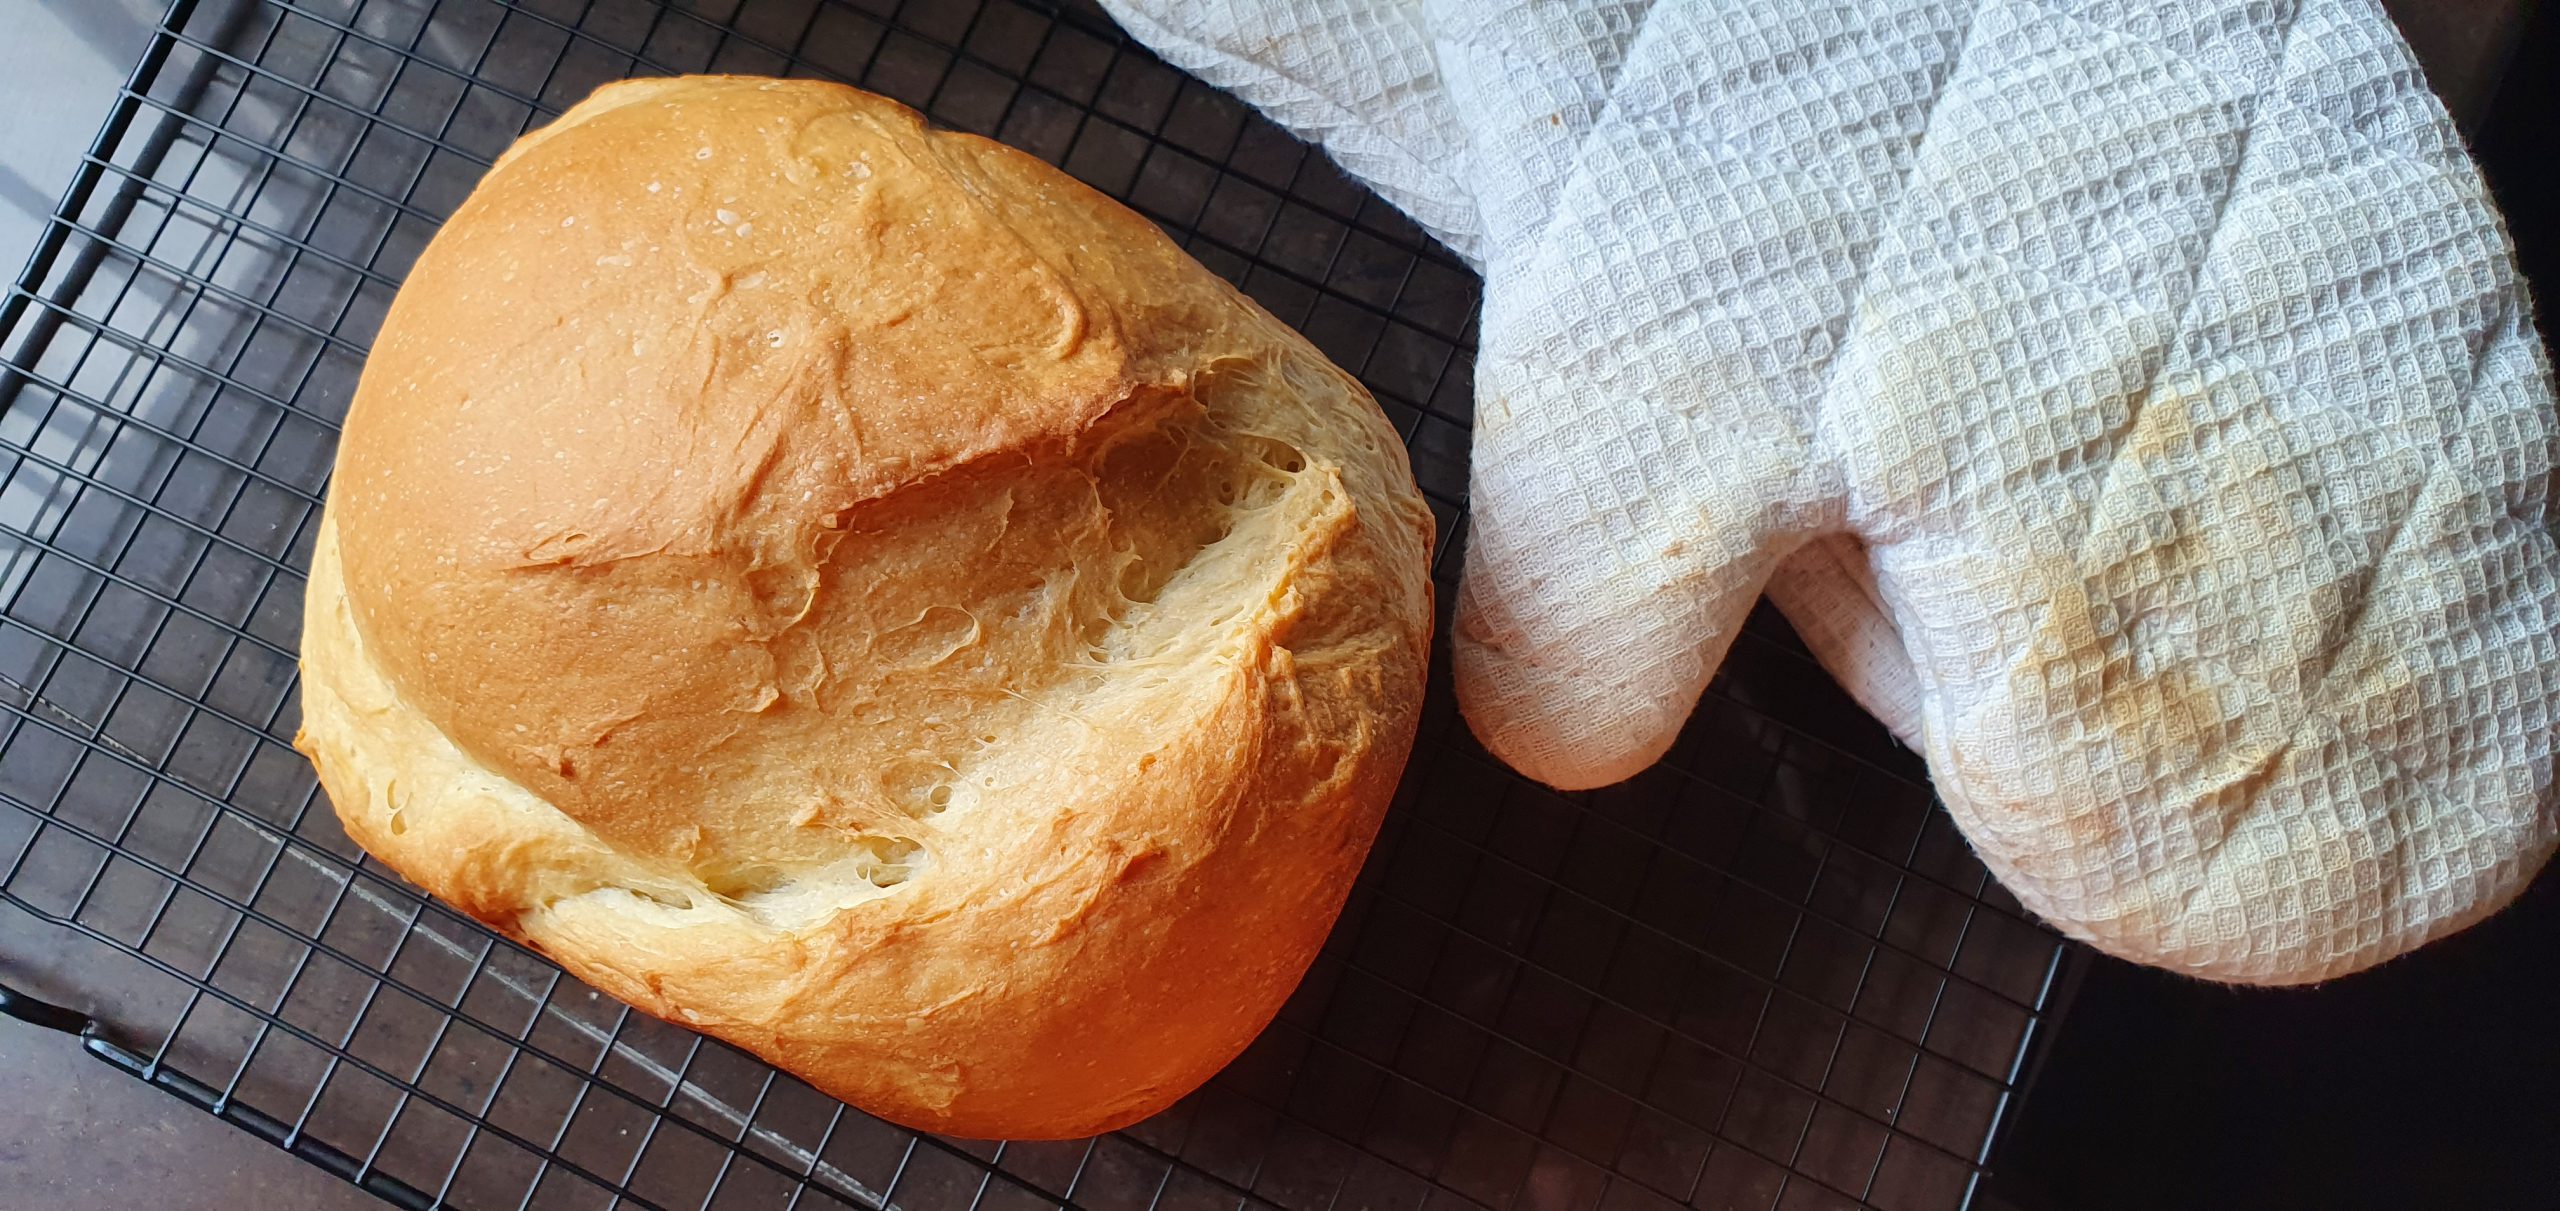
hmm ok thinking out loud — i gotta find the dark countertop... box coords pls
[0,1,2543,1208]
[0,902,400,1211]
[2385,0,2537,126]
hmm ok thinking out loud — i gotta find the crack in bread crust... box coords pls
[297,77,1434,1139]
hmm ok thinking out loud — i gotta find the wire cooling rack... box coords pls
[0,1,2078,1208]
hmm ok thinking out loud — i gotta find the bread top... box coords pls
[308,76,1433,1136]
[336,75,1366,867]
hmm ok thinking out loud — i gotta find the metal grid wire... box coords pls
[0,1,2076,1208]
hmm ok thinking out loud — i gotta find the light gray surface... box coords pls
[0,0,160,279]
[0,3,381,1205]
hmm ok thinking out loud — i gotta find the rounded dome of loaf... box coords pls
[297,76,1434,1138]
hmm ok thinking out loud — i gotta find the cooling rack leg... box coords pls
[2,971,448,1210]
[0,975,98,1037]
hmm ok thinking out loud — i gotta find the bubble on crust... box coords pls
[880,760,956,817]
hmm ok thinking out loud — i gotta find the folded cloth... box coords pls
[1102,0,2560,984]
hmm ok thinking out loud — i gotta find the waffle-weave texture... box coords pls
[1103,0,2560,983]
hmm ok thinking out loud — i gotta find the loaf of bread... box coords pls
[294,76,1434,1139]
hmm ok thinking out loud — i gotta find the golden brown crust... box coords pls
[297,76,1433,1138]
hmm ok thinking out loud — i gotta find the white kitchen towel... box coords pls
[1104,0,2560,984]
